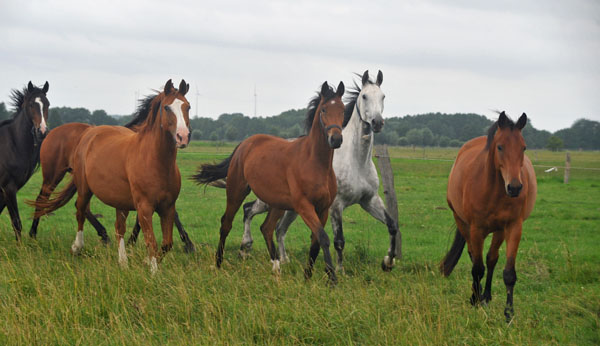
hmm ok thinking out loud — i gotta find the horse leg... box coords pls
[482,231,505,304]
[174,211,195,253]
[275,210,298,264]
[85,206,110,244]
[115,210,129,267]
[159,206,175,257]
[216,182,250,268]
[259,208,285,274]
[4,185,22,242]
[126,216,141,246]
[295,200,336,284]
[503,221,523,322]
[239,199,268,257]
[72,190,92,255]
[329,201,345,272]
[136,202,158,274]
[29,184,53,238]
[360,195,400,271]
[467,226,485,305]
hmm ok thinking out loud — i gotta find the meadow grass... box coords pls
[0,143,598,345]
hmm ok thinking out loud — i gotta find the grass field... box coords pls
[0,142,599,345]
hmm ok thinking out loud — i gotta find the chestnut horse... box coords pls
[194,81,346,284]
[32,79,190,272]
[441,111,537,321]
[0,81,49,241]
[28,97,195,252]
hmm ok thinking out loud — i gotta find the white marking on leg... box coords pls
[71,230,84,255]
[271,259,281,275]
[35,97,47,134]
[150,257,158,274]
[118,238,128,267]
[383,255,395,267]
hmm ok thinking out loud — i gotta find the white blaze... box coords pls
[35,97,47,133]
[169,99,187,133]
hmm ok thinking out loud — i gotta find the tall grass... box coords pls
[0,143,598,344]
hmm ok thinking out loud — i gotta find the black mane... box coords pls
[303,84,339,134]
[486,111,516,150]
[0,85,45,128]
[124,93,159,129]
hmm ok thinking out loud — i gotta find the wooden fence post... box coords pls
[564,152,571,184]
[374,144,402,259]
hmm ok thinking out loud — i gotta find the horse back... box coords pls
[40,122,93,181]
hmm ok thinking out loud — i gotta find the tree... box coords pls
[90,110,118,126]
[225,126,239,141]
[420,127,434,146]
[438,135,450,147]
[406,128,422,146]
[48,109,63,129]
[546,136,564,152]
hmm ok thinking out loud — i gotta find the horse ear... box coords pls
[164,79,174,95]
[336,81,345,97]
[362,70,369,86]
[320,81,330,97]
[376,70,383,86]
[28,81,34,92]
[497,111,509,128]
[178,79,188,96]
[42,81,49,93]
[516,113,527,130]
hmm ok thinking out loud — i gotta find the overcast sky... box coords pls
[1,0,598,132]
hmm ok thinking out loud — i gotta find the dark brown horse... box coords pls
[194,81,346,283]
[28,99,195,252]
[0,81,49,241]
[32,79,190,272]
[441,111,537,321]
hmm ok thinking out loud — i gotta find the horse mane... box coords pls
[485,111,516,150]
[303,84,339,134]
[0,85,44,128]
[124,92,159,129]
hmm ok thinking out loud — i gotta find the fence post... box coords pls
[374,144,402,259]
[564,152,571,184]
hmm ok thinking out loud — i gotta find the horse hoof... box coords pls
[336,265,345,275]
[184,243,196,254]
[71,245,82,256]
[304,268,313,280]
[238,250,251,260]
[504,306,514,323]
[271,259,281,275]
[28,232,37,240]
[280,255,290,264]
[470,294,482,306]
[381,256,394,272]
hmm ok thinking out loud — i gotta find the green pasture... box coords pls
[0,143,598,345]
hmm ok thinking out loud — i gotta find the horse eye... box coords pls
[164,105,169,111]
[497,145,503,151]
[362,95,367,100]
[523,146,527,151]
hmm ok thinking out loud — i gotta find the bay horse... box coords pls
[32,79,190,272]
[240,70,401,272]
[441,111,537,322]
[194,81,346,283]
[0,81,49,241]
[28,95,195,252]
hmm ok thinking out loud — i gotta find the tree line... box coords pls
[0,102,597,150]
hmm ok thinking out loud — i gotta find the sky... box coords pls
[1,0,598,132]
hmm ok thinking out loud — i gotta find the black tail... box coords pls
[27,178,77,218]
[440,229,466,277]
[191,147,238,185]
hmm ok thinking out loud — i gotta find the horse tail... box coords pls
[29,178,77,218]
[440,228,466,277]
[192,145,239,185]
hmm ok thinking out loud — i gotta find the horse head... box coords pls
[317,81,345,149]
[488,111,528,197]
[356,70,385,133]
[24,81,50,142]
[158,79,191,148]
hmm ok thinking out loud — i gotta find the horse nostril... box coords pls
[177,134,183,142]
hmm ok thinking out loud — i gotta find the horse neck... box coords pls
[12,110,36,151]
[305,114,334,168]
[138,116,178,167]
[341,107,373,164]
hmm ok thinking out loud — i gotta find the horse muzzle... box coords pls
[328,133,343,149]
[506,181,523,198]
[372,116,384,133]
[176,127,190,148]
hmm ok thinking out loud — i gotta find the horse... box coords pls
[28,96,195,253]
[240,70,400,272]
[193,81,346,284]
[0,81,49,241]
[440,111,537,322]
[31,79,190,272]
